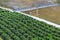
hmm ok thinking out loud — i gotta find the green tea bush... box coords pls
[0,8,60,40]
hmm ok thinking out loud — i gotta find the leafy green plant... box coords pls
[0,8,60,40]
[31,35,54,40]
[48,34,54,40]
[32,36,39,40]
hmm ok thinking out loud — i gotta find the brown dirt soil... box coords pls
[24,6,60,25]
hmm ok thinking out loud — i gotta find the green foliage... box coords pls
[31,35,54,40]
[48,34,54,40]
[0,8,60,40]
[32,36,39,40]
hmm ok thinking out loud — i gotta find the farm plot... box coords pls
[24,6,60,25]
[0,8,60,40]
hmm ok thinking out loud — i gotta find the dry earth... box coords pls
[24,6,60,25]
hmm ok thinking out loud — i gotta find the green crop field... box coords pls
[0,8,60,40]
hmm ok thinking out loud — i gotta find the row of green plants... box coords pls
[0,8,60,40]
[32,35,54,40]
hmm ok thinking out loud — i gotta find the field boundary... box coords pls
[20,4,58,11]
[0,6,60,28]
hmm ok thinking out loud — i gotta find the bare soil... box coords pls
[24,6,60,25]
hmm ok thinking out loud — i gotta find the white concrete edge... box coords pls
[0,6,60,28]
[20,4,58,11]
[17,11,60,28]
[0,6,14,12]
